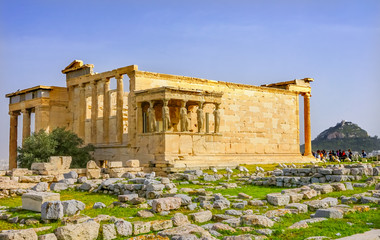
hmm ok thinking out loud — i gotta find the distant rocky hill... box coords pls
[301,120,380,152]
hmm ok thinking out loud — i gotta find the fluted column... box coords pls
[116,75,124,143]
[9,111,19,169]
[103,78,110,144]
[21,109,31,145]
[91,81,98,144]
[78,83,86,140]
[303,92,312,156]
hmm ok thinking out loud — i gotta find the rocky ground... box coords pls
[0,163,379,240]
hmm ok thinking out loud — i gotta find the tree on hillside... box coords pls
[17,128,94,169]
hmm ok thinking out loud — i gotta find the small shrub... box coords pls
[17,128,94,169]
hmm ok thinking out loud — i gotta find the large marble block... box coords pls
[22,191,60,212]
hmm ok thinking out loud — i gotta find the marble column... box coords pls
[9,111,19,169]
[214,103,220,133]
[78,83,86,140]
[21,108,31,145]
[303,92,312,156]
[116,75,124,143]
[205,113,210,133]
[103,78,110,144]
[91,81,98,144]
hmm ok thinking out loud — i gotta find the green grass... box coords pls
[61,190,144,219]
[0,196,22,208]
[177,181,286,200]
[60,190,119,207]
[270,209,380,240]
[212,185,286,199]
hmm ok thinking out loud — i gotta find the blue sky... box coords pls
[0,0,379,163]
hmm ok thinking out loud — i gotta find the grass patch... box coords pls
[270,209,380,240]
[60,189,142,219]
[60,189,119,207]
[0,196,22,208]
[212,185,286,199]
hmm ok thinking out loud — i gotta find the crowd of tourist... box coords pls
[312,149,367,162]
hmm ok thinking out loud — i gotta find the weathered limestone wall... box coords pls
[48,87,70,131]
[130,71,302,170]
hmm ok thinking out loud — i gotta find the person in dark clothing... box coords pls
[361,150,367,158]
[348,149,353,159]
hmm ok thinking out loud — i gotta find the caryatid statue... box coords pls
[214,103,220,133]
[147,101,156,132]
[180,101,188,132]
[197,102,204,133]
[162,99,170,132]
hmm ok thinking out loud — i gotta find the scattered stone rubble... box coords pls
[253,163,380,187]
[0,162,379,240]
[0,157,144,199]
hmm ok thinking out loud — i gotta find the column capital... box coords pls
[302,92,311,98]
[8,111,20,116]
[198,101,205,109]
[115,74,124,80]
[21,108,30,114]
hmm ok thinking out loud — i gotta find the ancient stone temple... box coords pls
[6,60,314,174]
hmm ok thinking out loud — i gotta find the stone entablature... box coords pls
[6,85,52,104]
[6,60,314,173]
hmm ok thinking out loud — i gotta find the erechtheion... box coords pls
[6,60,314,174]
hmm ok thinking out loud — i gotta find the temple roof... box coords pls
[61,60,94,74]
